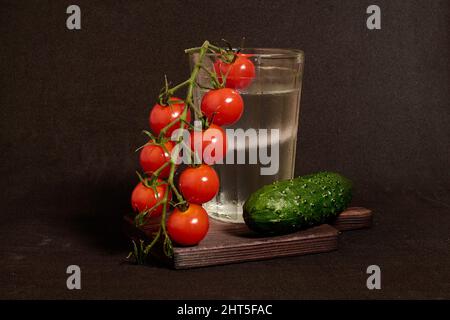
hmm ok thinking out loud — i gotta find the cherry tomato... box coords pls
[214,55,256,90]
[191,124,227,165]
[167,204,209,246]
[201,88,244,126]
[130,180,171,217]
[139,141,174,178]
[149,97,191,137]
[179,165,219,204]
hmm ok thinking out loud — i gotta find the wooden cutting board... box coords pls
[123,207,373,269]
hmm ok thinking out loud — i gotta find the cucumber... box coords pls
[243,172,352,235]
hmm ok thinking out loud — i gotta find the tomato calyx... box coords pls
[198,115,212,130]
[158,75,175,106]
[186,162,202,169]
[161,97,184,108]
[135,170,167,191]
[175,201,190,213]
[138,130,174,152]
[188,115,215,135]
[219,38,239,64]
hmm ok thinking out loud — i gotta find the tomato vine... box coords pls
[128,40,237,263]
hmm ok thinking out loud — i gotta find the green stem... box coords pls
[187,100,203,118]
[167,79,191,95]
[179,140,201,165]
[134,199,166,227]
[148,161,170,179]
[185,43,222,54]
[157,114,194,139]
[169,181,185,205]
[144,229,161,255]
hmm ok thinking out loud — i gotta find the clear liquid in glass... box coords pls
[191,54,304,223]
[202,88,301,222]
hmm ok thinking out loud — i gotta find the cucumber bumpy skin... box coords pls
[243,172,352,235]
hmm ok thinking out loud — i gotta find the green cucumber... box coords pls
[243,172,352,235]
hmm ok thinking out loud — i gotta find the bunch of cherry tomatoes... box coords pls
[130,51,255,248]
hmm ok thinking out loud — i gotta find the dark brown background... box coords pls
[1,0,449,299]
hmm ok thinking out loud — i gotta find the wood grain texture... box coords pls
[332,207,373,231]
[124,207,373,269]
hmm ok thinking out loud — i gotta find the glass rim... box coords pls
[202,48,304,59]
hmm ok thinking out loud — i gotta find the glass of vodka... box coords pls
[190,48,304,223]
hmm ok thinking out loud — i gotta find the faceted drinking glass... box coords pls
[189,48,304,223]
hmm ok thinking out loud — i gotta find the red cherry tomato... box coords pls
[167,204,209,246]
[179,165,219,204]
[139,141,174,178]
[201,88,244,126]
[149,97,191,137]
[214,55,256,90]
[191,124,227,165]
[130,180,171,217]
